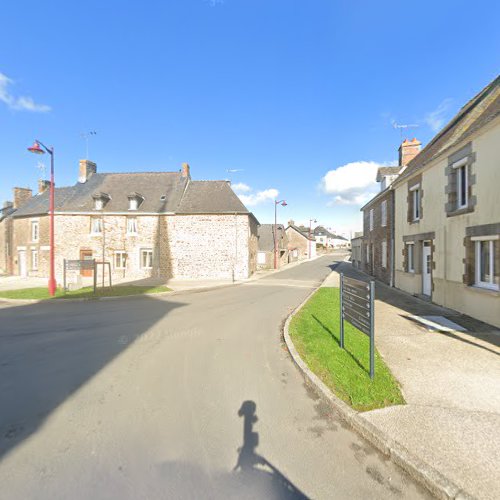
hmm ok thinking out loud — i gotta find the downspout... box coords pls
[390,187,395,288]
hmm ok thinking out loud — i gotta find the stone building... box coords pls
[1,160,259,284]
[257,224,289,269]
[393,75,500,327]
[285,221,317,260]
[359,140,422,285]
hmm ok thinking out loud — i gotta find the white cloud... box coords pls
[424,98,453,132]
[320,161,383,206]
[0,73,51,112]
[239,188,279,207]
[232,182,251,193]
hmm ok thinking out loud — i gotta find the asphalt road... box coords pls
[0,255,429,499]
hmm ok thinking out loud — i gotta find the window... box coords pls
[140,249,153,269]
[406,243,415,273]
[31,220,39,242]
[127,217,138,235]
[369,209,374,231]
[94,198,103,210]
[410,185,420,221]
[381,201,387,227]
[31,250,38,270]
[453,158,468,209]
[129,198,138,210]
[381,240,387,268]
[474,238,499,290]
[91,217,103,234]
[114,251,127,269]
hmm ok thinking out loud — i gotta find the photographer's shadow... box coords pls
[233,400,309,499]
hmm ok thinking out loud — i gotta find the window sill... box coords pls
[446,206,474,217]
[126,233,138,237]
[468,285,500,296]
[90,233,103,237]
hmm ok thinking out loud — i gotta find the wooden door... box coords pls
[80,250,93,277]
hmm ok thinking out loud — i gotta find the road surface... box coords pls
[0,255,428,499]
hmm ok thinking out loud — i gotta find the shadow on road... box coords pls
[233,400,309,499]
[0,294,185,461]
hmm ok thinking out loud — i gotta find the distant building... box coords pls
[257,224,289,269]
[285,220,317,260]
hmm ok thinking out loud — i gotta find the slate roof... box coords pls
[286,224,316,241]
[394,75,500,186]
[258,224,287,252]
[11,172,254,218]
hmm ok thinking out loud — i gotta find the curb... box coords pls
[282,280,475,500]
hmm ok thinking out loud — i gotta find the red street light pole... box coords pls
[309,218,317,259]
[274,199,287,269]
[28,140,56,296]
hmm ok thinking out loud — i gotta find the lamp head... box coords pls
[28,141,45,155]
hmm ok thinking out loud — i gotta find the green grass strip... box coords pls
[0,285,171,300]
[289,287,405,412]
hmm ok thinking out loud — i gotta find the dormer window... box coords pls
[92,192,110,210]
[128,192,144,211]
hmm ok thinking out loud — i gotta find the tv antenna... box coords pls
[80,130,97,159]
[35,161,46,180]
[392,122,419,142]
[225,168,244,182]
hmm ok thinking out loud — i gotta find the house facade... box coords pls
[285,221,317,260]
[359,141,421,286]
[257,224,289,269]
[393,76,500,327]
[2,160,259,284]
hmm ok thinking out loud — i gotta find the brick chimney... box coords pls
[181,162,191,178]
[38,179,52,194]
[79,159,97,183]
[399,138,421,167]
[13,187,32,208]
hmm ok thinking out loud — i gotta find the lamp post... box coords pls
[28,140,56,296]
[274,199,287,269]
[309,218,317,259]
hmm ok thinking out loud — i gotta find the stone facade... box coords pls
[360,190,394,285]
[285,226,316,260]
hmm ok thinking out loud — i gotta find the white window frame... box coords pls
[31,220,39,242]
[381,200,387,227]
[94,198,103,210]
[140,248,153,269]
[473,236,499,290]
[369,209,374,231]
[406,242,415,273]
[127,217,138,235]
[410,184,420,221]
[90,217,103,235]
[381,240,387,268]
[114,251,127,270]
[453,158,468,209]
[31,249,38,270]
[129,198,138,211]
[257,252,266,265]
[366,244,370,263]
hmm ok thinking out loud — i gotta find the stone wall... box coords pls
[286,228,313,260]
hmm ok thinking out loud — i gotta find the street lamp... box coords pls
[28,140,56,296]
[274,199,287,269]
[309,218,317,259]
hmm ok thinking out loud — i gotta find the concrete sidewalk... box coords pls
[324,262,500,499]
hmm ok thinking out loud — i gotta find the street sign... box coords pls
[65,259,95,271]
[340,273,375,379]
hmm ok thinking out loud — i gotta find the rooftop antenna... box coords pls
[225,168,244,183]
[392,122,419,142]
[80,130,97,159]
[35,161,46,180]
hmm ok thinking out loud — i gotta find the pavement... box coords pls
[0,255,429,500]
[320,262,500,500]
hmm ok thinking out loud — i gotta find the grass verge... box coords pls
[0,285,171,300]
[289,287,405,412]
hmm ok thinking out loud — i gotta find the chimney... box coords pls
[79,159,97,183]
[13,187,33,208]
[288,219,295,227]
[181,162,190,178]
[399,138,421,167]
[38,179,52,194]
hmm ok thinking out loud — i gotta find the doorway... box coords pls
[18,250,27,278]
[422,241,432,296]
[80,249,93,277]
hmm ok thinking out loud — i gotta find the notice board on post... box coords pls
[340,273,375,379]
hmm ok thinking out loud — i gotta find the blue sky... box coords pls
[1,0,499,235]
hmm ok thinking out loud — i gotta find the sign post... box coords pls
[340,273,375,379]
